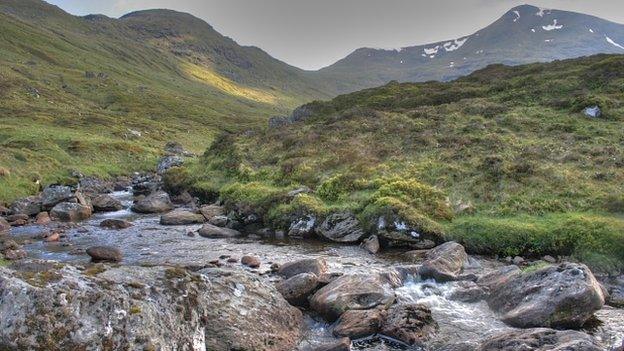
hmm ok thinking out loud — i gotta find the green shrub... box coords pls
[162,167,193,195]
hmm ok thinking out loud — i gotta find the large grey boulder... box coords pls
[309,272,401,321]
[419,241,468,281]
[160,210,205,225]
[91,194,123,212]
[486,263,605,328]
[50,202,92,222]
[476,328,603,351]
[317,213,365,243]
[0,262,302,351]
[9,196,42,216]
[131,191,173,214]
[288,215,317,238]
[41,185,74,210]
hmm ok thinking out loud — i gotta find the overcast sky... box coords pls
[47,0,624,70]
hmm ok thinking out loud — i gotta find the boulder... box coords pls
[209,215,229,227]
[35,212,51,225]
[241,255,261,268]
[100,219,133,230]
[486,263,605,328]
[131,191,173,214]
[200,205,225,220]
[0,263,302,351]
[419,241,467,281]
[198,223,241,238]
[476,328,603,351]
[288,215,316,238]
[276,273,319,306]
[50,202,92,222]
[309,273,400,321]
[9,196,42,216]
[476,265,520,292]
[333,308,386,338]
[91,194,123,212]
[41,185,74,210]
[307,338,351,351]
[376,215,439,249]
[157,155,183,174]
[278,258,328,279]
[0,218,9,232]
[361,235,380,254]
[381,303,437,345]
[317,213,365,243]
[79,177,114,194]
[86,246,122,262]
[160,210,205,225]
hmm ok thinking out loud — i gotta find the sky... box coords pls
[46,0,624,70]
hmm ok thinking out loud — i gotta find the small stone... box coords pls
[35,212,51,225]
[308,338,351,351]
[44,232,60,242]
[186,231,195,237]
[542,255,556,263]
[512,256,525,265]
[100,219,133,230]
[86,246,122,262]
[241,255,261,268]
[361,235,380,254]
[3,249,27,260]
[227,258,238,263]
[278,258,328,279]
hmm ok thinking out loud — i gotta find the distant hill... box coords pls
[317,5,624,93]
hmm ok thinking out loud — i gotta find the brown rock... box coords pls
[0,217,10,232]
[333,308,386,338]
[6,214,28,222]
[100,219,133,230]
[86,246,122,262]
[50,202,92,222]
[35,212,51,225]
[278,258,328,279]
[361,235,380,254]
[308,338,351,351]
[381,303,437,345]
[241,255,261,268]
[160,210,205,225]
[44,232,60,242]
[3,249,27,260]
[199,204,225,220]
[276,272,319,306]
[10,219,27,227]
[198,223,241,238]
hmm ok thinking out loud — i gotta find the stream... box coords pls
[7,190,624,350]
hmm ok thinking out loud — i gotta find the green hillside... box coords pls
[176,54,624,273]
[0,0,331,202]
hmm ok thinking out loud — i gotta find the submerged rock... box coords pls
[419,241,468,282]
[317,213,365,243]
[131,191,173,214]
[0,263,302,351]
[486,263,605,328]
[476,328,603,351]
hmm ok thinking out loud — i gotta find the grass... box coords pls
[171,54,624,273]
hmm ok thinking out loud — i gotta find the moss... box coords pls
[220,181,287,215]
[83,264,107,276]
[129,305,142,315]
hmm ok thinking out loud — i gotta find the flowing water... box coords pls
[7,190,624,350]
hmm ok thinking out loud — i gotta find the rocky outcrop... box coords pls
[486,263,605,328]
[50,202,92,222]
[276,272,319,306]
[41,185,74,210]
[132,191,173,213]
[160,210,205,225]
[476,328,603,351]
[198,223,241,238]
[317,213,365,243]
[9,196,42,216]
[381,303,437,345]
[278,258,328,279]
[91,194,123,212]
[419,241,468,281]
[309,272,400,321]
[0,263,302,351]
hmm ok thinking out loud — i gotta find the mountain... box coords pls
[179,54,624,273]
[318,4,624,93]
[0,0,331,201]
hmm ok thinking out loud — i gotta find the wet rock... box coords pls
[361,235,380,254]
[160,210,205,225]
[419,241,467,282]
[447,281,487,303]
[333,308,386,338]
[0,217,10,232]
[376,215,440,249]
[309,273,399,321]
[156,155,183,174]
[307,338,351,351]
[476,265,520,292]
[199,204,225,220]
[486,263,605,328]
[278,258,328,279]
[209,215,229,227]
[476,328,603,351]
[91,194,123,212]
[50,202,92,222]
[241,255,261,268]
[86,246,122,262]
[0,263,302,351]
[10,219,27,227]
[100,219,133,230]
[276,272,319,306]
[41,185,74,210]
[288,215,316,238]
[198,223,241,238]
[318,213,365,243]
[381,303,437,345]
[34,212,51,225]
[79,177,114,194]
[131,191,173,214]
[9,196,42,216]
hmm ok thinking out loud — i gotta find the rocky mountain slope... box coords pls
[318,4,624,93]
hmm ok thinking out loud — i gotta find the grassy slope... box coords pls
[0,1,330,202]
[179,54,624,273]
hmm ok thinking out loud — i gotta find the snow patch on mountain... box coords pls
[542,19,563,31]
[606,36,624,50]
[443,37,469,52]
[424,46,439,55]
[589,28,594,33]
[536,8,551,17]
[513,10,521,22]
